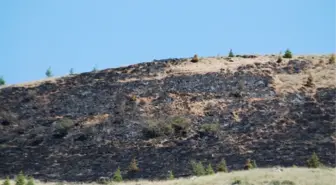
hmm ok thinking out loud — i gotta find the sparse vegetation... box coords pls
[168,170,174,180]
[244,159,253,170]
[281,180,296,185]
[142,120,173,138]
[329,54,335,64]
[0,76,5,86]
[26,177,34,185]
[228,49,234,57]
[169,116,191,135]
[276,52,283,63]
[200,123,220,135]
[205,164,215,175]
[283,49,292,58]
[128,157,139,172]
[304,73,314,87]
[191,160,206,176]
[112,167,123,182]
[307,152,320,168]
[252,160,257,169]
[191,54,199,63]
[2,177,10,185]
[45,67,53,77]
[15,171,25,185]
[217,159,228,172]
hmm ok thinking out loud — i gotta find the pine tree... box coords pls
[191,160,205,176]
[168,170,174,180]
[45,67,53,77]
[0,76,5,86]
[26,177,34,185]
[128,157,139,172]
[307,152,320,168]
[217,159,228,172]
[283,49,293,58]
[228,49,234,57]
[112,167,122,182]
[15,171,25,185]
[205,164,215,175]
[2,177,10,185]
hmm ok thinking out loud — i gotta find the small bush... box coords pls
[130,95,137,101]
[217,159,228,172]
[170,116,191,135]
[112,167,122,182]
[191,54,199,63]
[26,177,35,185]
[3,177,10,185]
[168,170,174,180]
[142,120,173,138]
[228,49,234,57]
[0,76,5,86]
[244,159,253,170]
[200,123,220,135]
[304,73,314,87]
[69,68,74,75]
[128,157,139,172]
[251,160,257,169]
[45,67,53,77]
[281,180,296,185]
[269,180,281,185]
[205,164,215,175]
[53,118,74,131]
[191,160,206,176]
[307,152,320,168]
[329,54,335,64]
[283,49,292,58]
[15,171,25,185]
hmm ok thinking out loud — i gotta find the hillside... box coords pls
[0,54,335,181]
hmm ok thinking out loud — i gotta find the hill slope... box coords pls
[0,55,335,181]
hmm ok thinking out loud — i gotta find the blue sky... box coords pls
[0,0,335,85]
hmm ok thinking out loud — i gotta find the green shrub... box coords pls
[170,116,191,134]
[307,152,320,168]
[283,49,292,58]
[45,67,53,77]
[53,118,74,131]
[244,159,253,170]
[15,171,25,185]
[281,180,296,185]
[269,180,281,185]
[228,49,234,57]
[112,167,122,182]
[217,159,228,172]
[128,157,139,172]
[2,177,10,185]
[205,164,215,175]
[200,123,220,135]
[0,76,5,86]
[191,160,206,176]
[329,54,335,64]
[251,160,257,169]
[26,177,34,185]
[69,68,74,75]
[168,170,174,180]
[142,120,173,138]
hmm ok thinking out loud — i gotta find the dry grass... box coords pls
[1,168,335,185]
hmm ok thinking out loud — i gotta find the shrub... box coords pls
[244,159,253,170]
[15,171,25,185]
[26,177,34,185]
[170,116,191,135]
[168,170,174,180]
[112,167,122,182]
[69,68,74,75]
[269,180,281,185]
[329,54,335,64]
[251,160,257,169]
[200,123,220,135]
[283,49,292,58]
[45,67,53,77]
[128,157,139,172]
[304,73,314,87]
[0,76,5,86]
[231,178,242,185]
[130,95,137,101]
[217,159,228,172]
[191,54,199,63]
[53,118,74,131]
[142,120,173,138]
[281,180,296,185]
[205,164,215,175]
[307,152,320,168]
[191,160,206,176]
[228,49,234,57]
[2,177,10,185]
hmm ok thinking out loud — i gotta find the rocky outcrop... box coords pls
[0,57,335,181]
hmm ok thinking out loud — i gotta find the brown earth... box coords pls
[0,54,335,181]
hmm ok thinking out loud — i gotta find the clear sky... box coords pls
[0,0,335,85]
